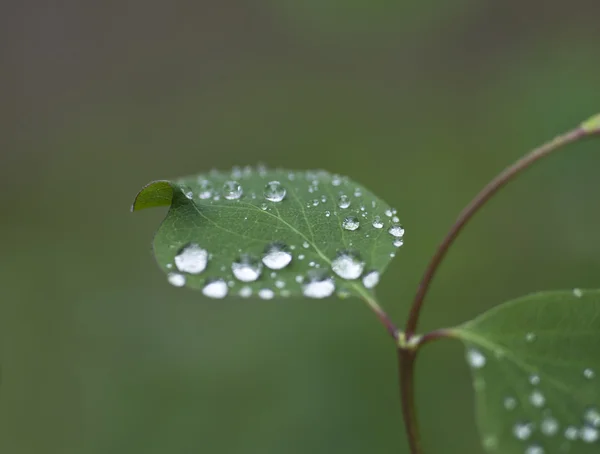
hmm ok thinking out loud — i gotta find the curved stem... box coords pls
[405,122,600,339]
[398,349,421,454]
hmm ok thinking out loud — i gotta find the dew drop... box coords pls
[239,286,252,298]
[392,216,400,223]
[275,280,286,289]
[388,224,405,238]
[258,288,275,300]
[504,396,517,410]
[529,374,541,386]
[573,288,583,298]
[372,216,384,229]
[325,211,331,217]
[584,368,595,379]
[312,199,320,207]
[174,243,209,274]
[385,209,393,217]
[302,241,310,249]
[565,426,579,440]
[584,407,600,427]
[260,203,268,210]
[541,417,559,436]
[198,180,213,199]
[513,422,533,440]
[338,194,351,209]
[298,254,305,260]
[223,180,243,200]
[529,390,546,408]
[343,216,360,231]
[232,254,263,282]
[482,435,498,450]
[362,270,380,289]
[262,242,293,270]
[581,426,599,443]
[295,275,304,283]
[526,332,537,343]
[302,270,336,299]
[393,238,404,247]
[525,445,544,454]
[202,279,228,299]
[167,272,186,287]
[331,250,365,280]
[264,181,286,202]
[466,348,486,369]
[332,175,342,186]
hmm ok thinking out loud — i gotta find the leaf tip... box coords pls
[131,180,174,212]
[581,113,600,134]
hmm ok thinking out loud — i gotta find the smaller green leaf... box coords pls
[452,290,600,454]
[131,180,174,211]
[581,113,600,134]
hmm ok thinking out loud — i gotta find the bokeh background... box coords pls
[2,1,600,453]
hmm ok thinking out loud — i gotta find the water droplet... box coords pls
[264,181,286,202]
[167,272,186,287]
[321,195,327,203]
[385,209,393,217]
[298,254,305,260]
[466,348,486,369]
[202,279,228,299]
[260,203,268,210]
[332,175,342,186]
[184,189,193,199]
[295,275,304,283]
[166,263,173,269]
[584,368,595,379]
[581,426,599,443]
[573,288,583,297]
[275,280,286,289]
[388,224,405,238]
[258,288,274,300]
[541,417,559,436]
[325,210,331,217]
[232,254,263,282]
[302,270,335,299]
[393,238,404,247]
[198,180,213,199]
[513,422,533,440]
[223,180,243,200]
[529,374,541,386]
[331,250,365,280]
[504,396,517,410]
[174,243,209,274]
[302,241,310,249]
[343,216,360,231]
[525,445,544,454]
[362,270,380,289]
[372,216,384,229]
[565,426,579,440]
[529,390,546,408]
[482,435,498,450]
[312,199,320,206]
[584,408,600,427]
[353,188,362,197]
[338,195,351,209]
[239,286,252,298]
[392,216,400,223]
[526,332,537,343]
[262,243,293,270]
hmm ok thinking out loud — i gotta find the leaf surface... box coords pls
[452,290,600,453]
[132,167,404,300]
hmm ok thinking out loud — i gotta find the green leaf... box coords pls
[132,167,404,300]
[581,113,600,134]
[452,290,600,454]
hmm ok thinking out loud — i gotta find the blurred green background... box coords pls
[2,1,600,453]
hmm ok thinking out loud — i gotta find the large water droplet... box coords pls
[174,243,209,274]
[581,426,599,443]
[466,348,486,369]
[388,224,405,238]
[263,181,286,202]
[202,279,229,299]
[262,242,293,270]
[232,254,263,282]
[223,180,243,200]
[362,270,380,289]
[372,216,384,229]
[331,250,365,280]
[338,194,351,209]
[258,288,275,300]
[302,270,336,299]
[198,180,213,199]
[342,216,360,231]
[513,422,533,440]
[167,272,186,287]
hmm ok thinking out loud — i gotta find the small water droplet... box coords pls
[175,243,209,274]
[541,417,559,436]
[385,209,393,217]
[392,215,400,223]
[223,180,243,200]
[332,175,342,186]
[353,188,362,197]
[513,422,533,440]
[580,426,599,443]
[260,203,268,210]
[275,280,285,289]
[264,181,286,202]
[565,426,579,440]
[198,180,213,199]
[331,250,365,280]
[202,279,228,299]
[503,396,517,410]
[372,216,384,229]
[295,275,304,283]
[321,195,327,203]
[239,286,252,298]
[585,408,600,427]
[393,238,404,247]
[184,189,193,199]
[525,445,544,454]
[526,332,537,343]
[362,270,380,289]
[232,254,263,282]
[166,263,173,269]
[325,210,331,217]
[312,199,320,207]
[530,374,541,386]
[529,390,545,408]
[302,270,335,299]
[343,216,360,231]
[573,288,583,298]
[262,242,293,270]
[584,368,595,380]
[466,348,486,369]
[167,272,186,287]
[258,288,275,300]
[338,194,351,209]
[388,224,405,238]
[298,254,305,260]
[302,241,310,249]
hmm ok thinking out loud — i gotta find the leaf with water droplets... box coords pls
[452,290,600,454]
[131,168,403,300]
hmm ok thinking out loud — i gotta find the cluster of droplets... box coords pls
[465,347,600,452]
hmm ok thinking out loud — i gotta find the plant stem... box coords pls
[405,123,599,339]
[398,349,421,454]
